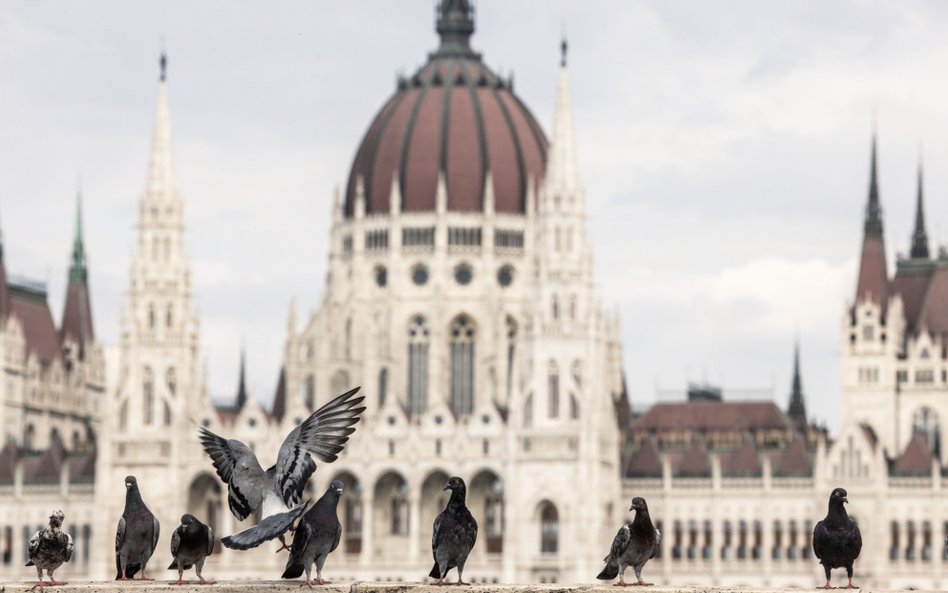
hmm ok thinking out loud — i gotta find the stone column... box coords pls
[409,490,421,562]
[360,488,373,568]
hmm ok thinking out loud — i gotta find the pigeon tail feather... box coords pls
[428,562,442,579]
[282,563,305,579]
[597,562,619,580]
[116,562,142,580]
[25,560,34,566]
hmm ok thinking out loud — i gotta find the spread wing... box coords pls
[206,525,215,556]
[170,526,182,559]
[222,501,307,550]
[115,517,126,553]
[606,523,631,562]
[199,427,266,520]
[26,529,40,565]
[274,386,365,507]
[65,532,74,563]
[651,527,662,559]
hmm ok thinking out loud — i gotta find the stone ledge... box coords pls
[0,584,890,593]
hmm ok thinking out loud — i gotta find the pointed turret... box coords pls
[61,190,95,357]
[544,37,582,202]
[910,159,929,259]
[145,51,177,204]
[235,347,247,411]
[787,340,807,432]
[854,132,888,306]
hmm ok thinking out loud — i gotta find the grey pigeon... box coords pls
[26,509,73,587]
[597,497,661,586]
[281,480,343,586]
[167,514,215,585]
[428,476,478,585]
[813,487,862,589]
[199,386,364,551]
[114,475,161,580]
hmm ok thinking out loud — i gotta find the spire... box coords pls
[61,189,95,354]
[910,156,929,259]
[159,50,167,82]
[435,0,475,56]
[787,340,807,431]
[864,132,883,236]
[235,347,247,410]
[145,50,177,204]
[545,37,582,199]
[69,189,88,283]
[854,131,888,306]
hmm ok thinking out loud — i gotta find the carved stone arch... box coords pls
[188,472,223,553]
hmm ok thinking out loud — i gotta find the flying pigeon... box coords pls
[26,509,73,587]
[115,475,161,580]
[813,487,862,589]
[281,480,344,586]
[597,496,661,586]
[428,476,478,585]
[199,386,364,551]
[168,514,215,585]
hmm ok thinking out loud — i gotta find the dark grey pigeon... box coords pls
[597,497,661,586]
[115,475,161,580]
[167,514,215,585]
[428,476,477,585]
[281,480,343,586]
[813,487,862,589]
[26,509,73,587]
[199,386,364,552]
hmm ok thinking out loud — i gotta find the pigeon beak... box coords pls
[125,482,132,489]
[629,505,635,511]
[842,497,848,504]
[443,483,452,491]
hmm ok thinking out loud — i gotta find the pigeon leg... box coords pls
[818,564,832,589]
[455,562,469,586]
[632,565,652,586]
[314,552,331,584]
[196,557,216,584]
[48,569,66,586]
[275,534,292,553]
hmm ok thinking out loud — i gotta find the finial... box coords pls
[159,42,167,82]
[69,186,87,283]
[435,0,475,55]
[560,37,568,67]
[911,147,929,259]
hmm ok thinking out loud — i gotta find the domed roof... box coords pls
[345,0,548,218]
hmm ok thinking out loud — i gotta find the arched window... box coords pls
[378,367,388,408]
[304,374,315,410]
[344,317,352,360]
[890,520,900,560]
[566,227,573,252]
[163,401,172,426]
[166,304,173,328]
[569,295,577,320]
[570,393,579,419]
[505,316,518,399]
[23,424,35,450]
[164,237,170,261]
[148,303,155,329]
[523,393,533,428]
[331,370,350,395]
[772,521,783,560]
[71,430,80,450]
[551,295,559,320]
[913,407,941,455]
[540,502,559,554]
[119,400,128,431]
[554,227,561,252]
[151,237,159,259]
[571,360,582,387]
[50,428,60,446]
[143,366,154,425]
[407,316,429,416]
[166,367,176,396]
[449,314,476,416]
[548,360,559,419]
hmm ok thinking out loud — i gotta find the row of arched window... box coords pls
[889,520,948,562]
[550,294,580,322]
[664,519,814,562]
[1,524,92,567]
[21,426,84,452]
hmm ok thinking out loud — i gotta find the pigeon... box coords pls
[199,386,364,551]
[428,476,478,585]
[115,475,161,580]
[26,510,73,588]
[281,480,344,586]
[813,487,862,589]
[168,514,215,585]
[597,496,661,586]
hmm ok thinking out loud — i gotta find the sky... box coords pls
[2,1,948,433]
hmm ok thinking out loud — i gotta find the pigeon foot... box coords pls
[29,581,46,591]
[138,574,154,581]
[613,583,629,587]
[48,580,66,587]
[172,578,187,586]
[633,582,653,586]
[198,577,216,585]
[818,583,833,590]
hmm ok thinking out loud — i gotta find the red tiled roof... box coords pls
[68,448,96,483]
[723,438,761,476]
[60,280,95,353]
[24,438,65,484]
[676,438,711,477]
[9,284,62,364]
[633,401,792,432]
[855,235,888,306]
[918,267,948,337]
[624,438,662,478]
[892,432,933,476]
[773,433,812,476]
[891,271,931,334]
